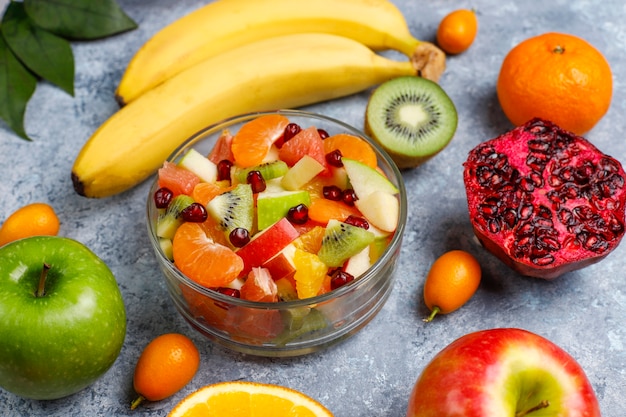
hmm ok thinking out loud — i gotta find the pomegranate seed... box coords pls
[154,187,174,208]
[341,189,358,206]
[317,129,330,140]
[247,170,266,193]
[287,204,309,224]
[345,215,369,229]
[283,123,301,142]
[330,269,354,290]
[181,202,208,222]
[323,185,342,201]
[229,227,250,247]
[217,159,233,182]
[325,149,343,167]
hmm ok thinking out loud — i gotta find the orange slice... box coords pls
[231,114,289,167]
[308,198,362,225]
[323,133,377,168]
[293,225,326,253]
[167,381,333,417]
[293,248,328,299]
[172,222,243,287]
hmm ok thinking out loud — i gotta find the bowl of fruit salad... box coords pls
[146,110,407,356]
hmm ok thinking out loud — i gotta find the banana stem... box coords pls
[410,42,446,82]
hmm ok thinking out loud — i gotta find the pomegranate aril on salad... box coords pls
[153,115,400,303]
[463,118,626,279]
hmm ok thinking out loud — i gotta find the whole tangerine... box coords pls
[436,9,478,55]
[131,333,200,410]
[423,250,481,322]
[0,202,60,246]
[497,32,612,135]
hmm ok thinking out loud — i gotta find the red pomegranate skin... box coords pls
[463,118,626,279]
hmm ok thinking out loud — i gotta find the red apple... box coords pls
[236,217,300,276]
[407,328,600,417]
[262,244,296,281]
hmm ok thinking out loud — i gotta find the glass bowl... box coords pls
[146,110,407,357]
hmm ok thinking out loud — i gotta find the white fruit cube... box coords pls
[281,155,325,191]
[355,190,399,233]
[178,148,217,183]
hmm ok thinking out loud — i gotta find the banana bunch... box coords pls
[115,0,445,105]
[72,0,445,198]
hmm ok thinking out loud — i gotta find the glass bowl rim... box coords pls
[146,109,408,309]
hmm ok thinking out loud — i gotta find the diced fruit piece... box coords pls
[293,248,328,299]
[236,217,300,277]
[208,129,234,164]
[172,222,244,287]
[292,225,326,253]
[317,219,375,267]
[240,267,278,302]
[257,190,311,230]
[178,148,218,183]
[354,190,399,232]
[308,198,362,225]
[275,278,298,301]
[280,155,326,191]
[369,236,391,264]
[191,182,234,207]
[262,244,296,282]
[158,161,200,196]
[344,246,371,277]
[206,183,254,243]
[323,133,378,168]
[342,158,398,199]
[233,160,289,184]
[278,126,327,170]
[156,194,195,239]
[159,238,174,261]
[231,114,289,167]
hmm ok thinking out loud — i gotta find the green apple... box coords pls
[342,157,399,199]
[0,236,126,400]
[256,189,311,230]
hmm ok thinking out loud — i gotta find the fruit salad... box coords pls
[150,113,402,345]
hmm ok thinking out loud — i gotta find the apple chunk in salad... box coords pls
[152,114,400,304]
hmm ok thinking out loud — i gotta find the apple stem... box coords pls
[515,400,550,417]
[423,306,441,323]
[130,395,146,410]
[36,263,51,298]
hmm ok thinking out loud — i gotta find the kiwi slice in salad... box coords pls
[365,76,458,169]
[317,219,375,267]
[156,194,194,239]
[206,183,254,240]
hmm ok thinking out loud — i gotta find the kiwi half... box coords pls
[364,76,458,169]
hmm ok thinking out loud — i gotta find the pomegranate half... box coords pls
[463,118,626,279]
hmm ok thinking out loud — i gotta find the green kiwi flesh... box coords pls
[233,160,289,183]
[317,219,375,267]
[365,76,458,169]
[156,194,194,239]
[206,183,254,238]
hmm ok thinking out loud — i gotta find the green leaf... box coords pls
[1,2,74,96]
[24,0,138,40]
[0,35,37,141]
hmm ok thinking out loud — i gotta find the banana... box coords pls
[72,33,418,198]
[115,0,445,105]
